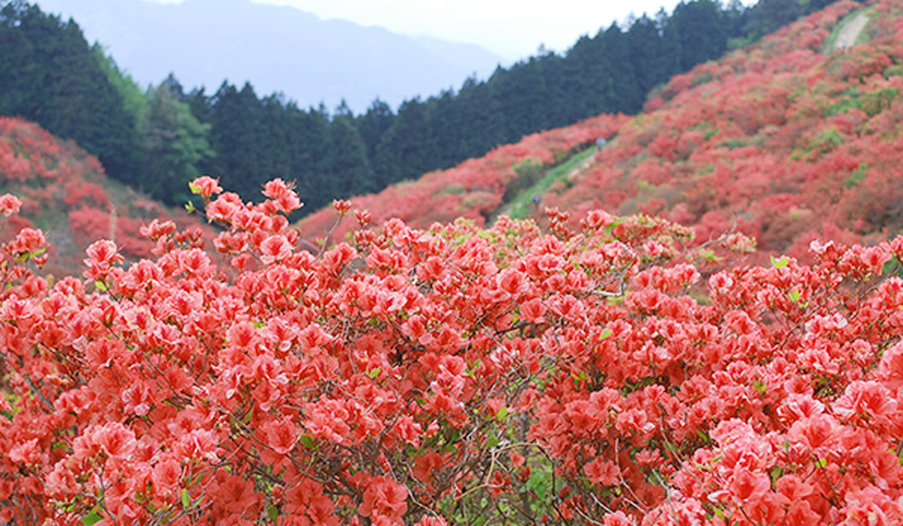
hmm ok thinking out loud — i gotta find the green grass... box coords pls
[500,146,598,220]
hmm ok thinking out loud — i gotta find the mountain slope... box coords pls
[545,1,901,261]
[0,117,211,275]
[299,0,903,264]
[32,0,503,111]
[295,114,628,245]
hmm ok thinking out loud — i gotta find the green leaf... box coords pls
[366,367,381,379]
[466,358,482,377]
[299,434,315,449]
[188,471,204,487]
[599,327,613,341]
[188,181,201,194]
[699,249,723,262]
[771,256,789,269]
[789,289,801,303]
[814,457,827,469]
[753,380,766,394]
[185,201,196,213]
[181,488,190,509]
[81,509,104,526]
[663,440,680,457]
[94,280,108,292]
[496,406,509,422]
[267,503,279,521]
[525,464,551,500]
[770,465,783,482]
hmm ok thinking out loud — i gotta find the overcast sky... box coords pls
[146,0,692,61]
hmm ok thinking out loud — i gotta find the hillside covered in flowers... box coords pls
[0,117,211,274]
[300,0,903,265]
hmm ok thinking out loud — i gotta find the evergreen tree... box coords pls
[160,73,187,102]
[139,81,214,203]
[356,99,395,164]
[669,0,728,71]
[374,99,436,187]
[92,44,148,131]
[596,23,644,113]
[425,90,466,169]
[185,87,215,126]
[453,77,505,160]
[491,54,555,142]
[743,0,807,41]
[626,14,681,97]
[721,0,750,41]
[295,105,333,210]
[204,82,268,198]
[328,114,375,198]
[256,94,297,195]
[558,35,606,122]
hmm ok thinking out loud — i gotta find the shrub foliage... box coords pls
[2,177,903,525]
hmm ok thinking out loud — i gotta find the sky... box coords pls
[145,0,690,61]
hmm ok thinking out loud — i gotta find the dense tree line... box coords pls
[0,0,140,179]
[0,0,213,204]
[0,0,858,213]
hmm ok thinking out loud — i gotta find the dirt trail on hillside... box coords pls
[567,152,597,182]
[836,11,869,50]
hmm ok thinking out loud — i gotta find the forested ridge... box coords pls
[0,0,859,213]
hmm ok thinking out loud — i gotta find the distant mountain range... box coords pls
[33,0,504,112]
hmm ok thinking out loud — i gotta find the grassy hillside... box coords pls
[298,0,903,265]
[0,117,212,275]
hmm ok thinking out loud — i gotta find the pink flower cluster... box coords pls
[2,181,903,525]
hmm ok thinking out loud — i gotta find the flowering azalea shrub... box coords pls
[3,176,903,525]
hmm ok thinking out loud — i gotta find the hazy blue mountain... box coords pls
[33,0,504,112]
